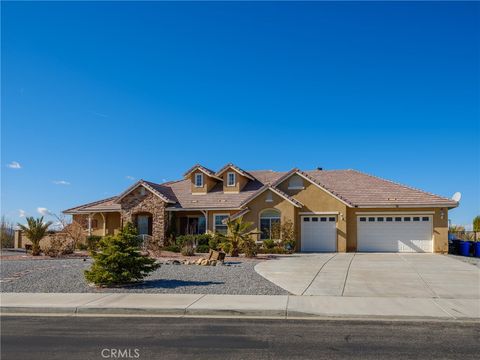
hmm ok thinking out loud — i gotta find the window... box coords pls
[422,217,430,222]
[304,217,310,222]
[214,214,229,235]
[413,217,420,222]
[195,173,203,187]
[395,217,402,222]
[359,217,366,222]
[288,175,304,189]
[404,217,411,222]
[368,217,375,222]
[260,209,281,240]
[320,217,327,222]
[386,217,393,222]
[227,172,236,187]
[377,217,384,222]
[312,217,318,222]
[329,217,336,222]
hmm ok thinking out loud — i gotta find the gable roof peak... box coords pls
[183,164,222,180]
[216,163,256,180]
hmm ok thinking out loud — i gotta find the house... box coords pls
[63,164,458,253]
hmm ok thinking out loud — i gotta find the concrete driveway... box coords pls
[255,253,480,299]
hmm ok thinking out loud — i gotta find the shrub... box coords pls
[41,235,75,257]
[77,243,88,251]
[262,239,275,249]
[163,245,180,253]
[220,241,232,254]
[84,223,159,286]
[209,235,220,251]
[196,234,212,246]
[240,238,257,258]
[176,235,195,247]
[86,235,102,251]
[280,219,296,251]
[195,244,210,253]
[181,244,195,256]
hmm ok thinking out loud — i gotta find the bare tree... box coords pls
[51,213,86,250]
[1,216,15,248]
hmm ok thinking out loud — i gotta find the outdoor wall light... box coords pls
[440,209,445,220]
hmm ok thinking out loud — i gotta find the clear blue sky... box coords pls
[2,1,479,226]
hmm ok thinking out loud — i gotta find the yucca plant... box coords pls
[17,216,53,256]
[217,217,253,257]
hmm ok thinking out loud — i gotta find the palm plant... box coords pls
[17,216,52,255]
[217,217,253,257]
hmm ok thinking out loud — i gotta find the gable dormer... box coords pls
[216,163,255,193]
[183,164,222,195]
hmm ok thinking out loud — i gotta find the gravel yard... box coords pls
[0,258,288,295]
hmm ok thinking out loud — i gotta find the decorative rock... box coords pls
[200,259,209,266]
[196,258,203,265]
[209,260,217,266]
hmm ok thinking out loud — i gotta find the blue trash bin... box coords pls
[458,241,472,257]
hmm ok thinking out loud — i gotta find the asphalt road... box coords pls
[1,316,479,360]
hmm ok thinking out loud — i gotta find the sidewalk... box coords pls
[1,293,478,320]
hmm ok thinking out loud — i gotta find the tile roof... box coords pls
[64,167,458,214]
[183,164,221,179]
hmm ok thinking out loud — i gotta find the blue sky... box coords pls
[2,1,479,226]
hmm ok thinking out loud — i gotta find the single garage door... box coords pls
[357,215,433,252]
[301,216,337,252]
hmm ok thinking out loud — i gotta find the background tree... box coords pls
[217,217,253,257]
[17,216,53,255]
[84,222,159,286]
[1,216,15,248]
[473,216,480,240]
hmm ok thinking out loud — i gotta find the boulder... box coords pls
[200,259,209,266]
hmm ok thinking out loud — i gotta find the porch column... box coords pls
[87,214,92,236]
[201,210,208,234]
[100,213,106,236]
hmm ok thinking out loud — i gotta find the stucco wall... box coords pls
[221,170,249,193]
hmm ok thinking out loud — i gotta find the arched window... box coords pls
[260,209,281,240]
[288,175,304,189]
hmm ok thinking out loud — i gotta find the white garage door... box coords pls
[357,215,432,252]
[301,216,337,252]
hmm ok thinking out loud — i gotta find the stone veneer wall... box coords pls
[119,187,168,246]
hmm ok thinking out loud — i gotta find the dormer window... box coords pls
[227,172,236,187]
[195,173,203,187]
[288,175,304,190]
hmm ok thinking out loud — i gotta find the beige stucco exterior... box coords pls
[220,168,249,193]
[190,172,218,194]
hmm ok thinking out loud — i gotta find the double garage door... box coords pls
[357,215,433,252]
[300,214,433,253]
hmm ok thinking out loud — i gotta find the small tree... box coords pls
[217,217,253,257]
[1,216,15,248]
[17,216,53,255]
[84,223,159,286]
[280,219,296,251]
[473,216,480,241]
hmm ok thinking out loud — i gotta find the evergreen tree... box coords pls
[85,222,159,286]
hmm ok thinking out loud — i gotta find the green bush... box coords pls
[240,238,257,258]
[195,244,210,253]
[208,237,219,250]
[163,245,180,253]
[220,241,232,254]
[77,243,88,251]
[262,239,275,249]
[86,235,102,251]
[181,244,195,256]
[196,234,212,246]
[84,223,159,286]
[176,235,195,247]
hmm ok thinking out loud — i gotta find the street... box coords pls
[1,316,479,359]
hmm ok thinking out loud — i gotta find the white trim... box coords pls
[184,166,223,181]
[299,211,339,215]
[213,213,230,233]
[216,165,255,180]
[191,192,207,195]
[356,211,435,215]
[288,186,305,190]
[226,172,236,187]
[194,173,204,187]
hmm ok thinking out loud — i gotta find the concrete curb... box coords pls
[1,293,479,321]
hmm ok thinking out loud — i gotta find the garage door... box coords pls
[301,216,337,252]
[357,215,432,252]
